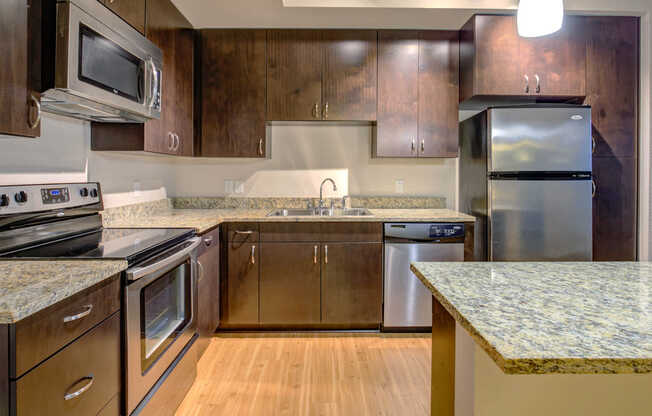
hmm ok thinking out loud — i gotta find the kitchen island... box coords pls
[410,262,652,416]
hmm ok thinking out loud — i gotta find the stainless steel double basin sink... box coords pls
[267,208,373,217]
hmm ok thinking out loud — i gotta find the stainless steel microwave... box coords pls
[41,0,162,122]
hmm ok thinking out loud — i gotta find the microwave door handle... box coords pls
[126,237,201,281]
[147,58,158,109]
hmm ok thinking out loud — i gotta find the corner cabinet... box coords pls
[375,30,459,158]
[0,0,41,138]
[460,15,586,105]
[267,30,378,121]
[196,29,267,158]
[91,0,195,155]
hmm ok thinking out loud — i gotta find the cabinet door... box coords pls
[267,30,322,121]
[520,16,586,97]
[0,0,40,137]
[260,243,321,325]
[145,0,193,156]
[376,31,419,157]
[223,242,259,326]
[470,15,524,97]
[199,30,267,157]
[197,238,220,356]
[102,0,146,34]
[418,31,459,158]
[321,243,382,326]
[322,30,377,121]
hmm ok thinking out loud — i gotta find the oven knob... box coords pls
[90,189,98,198]
[14,191,28,204]
[0,194,9,207]
[80,187,89,197]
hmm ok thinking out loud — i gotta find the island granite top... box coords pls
[410,262,652,375]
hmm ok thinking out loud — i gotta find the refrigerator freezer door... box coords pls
[488,107,592,173]
[489,179,592,261]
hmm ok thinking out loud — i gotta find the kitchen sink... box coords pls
[266,208,373,217]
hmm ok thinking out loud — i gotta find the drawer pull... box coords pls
[63,305,93,323]
[313,245,318,264]
[324,245,328,264]
[234,230,254,235]
[64,376,94,401]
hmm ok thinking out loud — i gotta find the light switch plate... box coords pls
[395,180,405,194]
[224,180,234,194]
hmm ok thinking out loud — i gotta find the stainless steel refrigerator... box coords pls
[459,105,593,261]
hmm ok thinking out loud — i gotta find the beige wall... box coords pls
[0,115,456,204]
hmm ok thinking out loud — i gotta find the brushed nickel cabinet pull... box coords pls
[235,230,253,235]
[524,74,530,94]
[313,245,318,264]
[324,245,328,264]
[323,102,329,119]
[258,138,264,156]
[64,376,94,401]
[250,245,256,265]
[535,74,541,94]
[313,103,320,119]
[421,140,425,153]
[592,179,597,198]
[204,236,213,247]
[411,139,415,152]
[63,304,93,323]
[167,132,174,151]
[28,95,41,129]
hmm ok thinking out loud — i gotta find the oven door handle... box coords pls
[126,237,201,281]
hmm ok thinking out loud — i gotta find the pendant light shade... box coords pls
[517,0,564,38]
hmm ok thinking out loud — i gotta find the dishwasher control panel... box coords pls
[430,224,465,239]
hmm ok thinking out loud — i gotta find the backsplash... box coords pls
[171,196,447,210]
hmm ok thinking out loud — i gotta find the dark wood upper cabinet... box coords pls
[460,15,586,104]
[418,30,460,158]
[376,31,419,158]
[99,0,146,34]
[197,29,267,157]
[376,30,459,158]
[267,30,323,121]
[321,243,382,326]
[260,243,321,325]
[0,0,41,138]
[267,30,378,122]
[91,0,194,155]
[322,30,378,121]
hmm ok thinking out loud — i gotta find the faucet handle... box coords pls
[341,195,350,209]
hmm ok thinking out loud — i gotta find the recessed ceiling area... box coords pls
[171,0,647,29]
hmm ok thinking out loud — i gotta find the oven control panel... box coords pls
[0,183,101,215]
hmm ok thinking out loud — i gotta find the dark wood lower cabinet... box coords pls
[197,230,220,357]
[260,243,321,325]
[321,243,382,327]
[222,241,259,327]
[15,312,120,416]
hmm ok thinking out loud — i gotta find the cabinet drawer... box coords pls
[14,275,120,377]
[320,223,382,242]
[260,223,321,242]
[227,223,259,243]
[16,312,121,416]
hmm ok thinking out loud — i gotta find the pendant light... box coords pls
[517,0,565,37]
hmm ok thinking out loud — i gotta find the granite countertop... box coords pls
[103,208,476,234]
[0,260,128,324]
[410,262,652,375]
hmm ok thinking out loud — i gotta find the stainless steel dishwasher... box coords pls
[383,223,465,330]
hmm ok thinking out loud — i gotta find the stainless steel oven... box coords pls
[41,0,162,122]
[125,237,201,415]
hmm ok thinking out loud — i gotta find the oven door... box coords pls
[125,237,200,415]
[49,0,162,120]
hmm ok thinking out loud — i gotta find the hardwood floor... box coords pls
[176,333,431,415]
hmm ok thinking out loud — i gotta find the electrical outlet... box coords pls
[395,180,405,194]
[234,181,244,194]
[224,180,234,194]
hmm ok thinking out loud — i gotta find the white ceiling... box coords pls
[171,0,647,29]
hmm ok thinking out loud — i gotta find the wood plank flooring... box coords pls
[176,333,431,416]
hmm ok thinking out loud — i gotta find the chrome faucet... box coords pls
[319,178,337,214]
